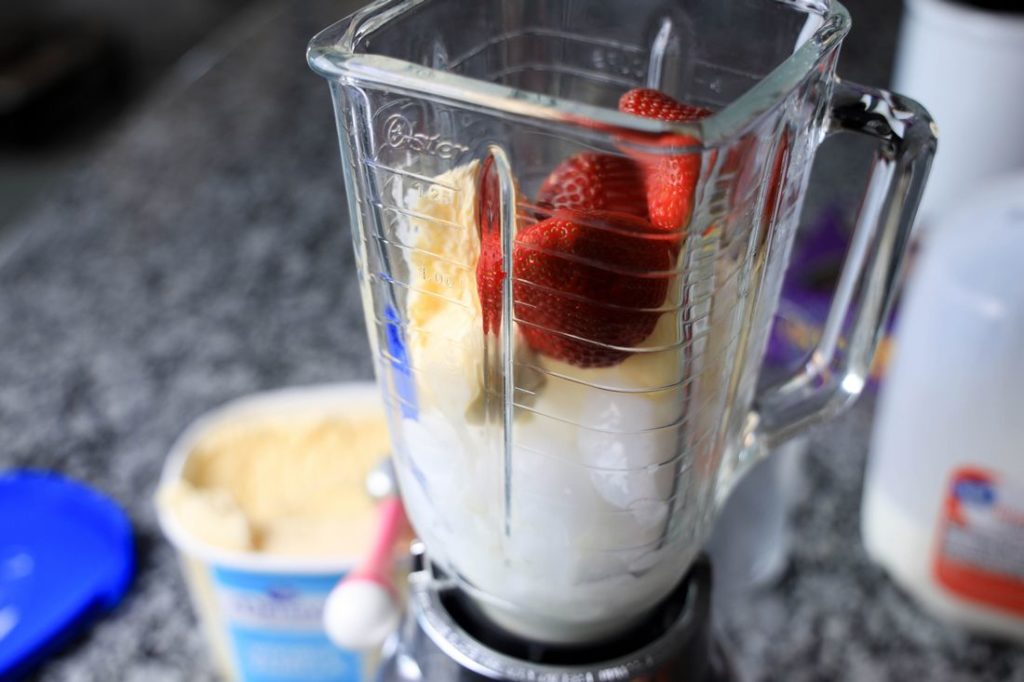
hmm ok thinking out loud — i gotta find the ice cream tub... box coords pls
[155,383,391,682]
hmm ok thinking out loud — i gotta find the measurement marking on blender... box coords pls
[510,317,716,354]
[513,282,716,315]
[513,482,692,513]
[512,481,695,518]
[538,533,697,554]
[511,287,686,315]
[374,172,460,208]
[417,265,460,292]
[500,522,692,554]
[485,63,637,89]
[511,415,718,464]
[378,348,462,374]
[577,525,699,553]
[373,236,476,271]
[514,26,645,52]
[691,58,762,87]
[372,313,475,348]
[378,344,467,375]
[372,202,465,230]
[447,27,643,71]
[381,390,417,418]
[684,269,747,308]
[509,440,698,473]
[509,317,696,352]
[686,257,725,279]
[448,30,523,69]
[689,248,727,268]
[510,383,538,398]
[705,172,739,222]
[512,519,696,551]
[684,288,725,312]
[683,326,744,359]
[513,262,691,283]
[372,319,472,347]
[510,400,700,436]
[376,350,430,378]
[512,395,720,438]
[368,273,473,309]
[512,363,701,395]
[364,160,460,191]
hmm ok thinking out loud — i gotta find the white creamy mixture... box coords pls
[389,162,699,643]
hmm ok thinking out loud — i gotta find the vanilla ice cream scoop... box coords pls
[160,406,390,558]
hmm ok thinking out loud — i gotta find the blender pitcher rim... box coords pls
[306,0,851,146]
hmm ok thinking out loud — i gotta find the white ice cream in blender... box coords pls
[388,161,695,643]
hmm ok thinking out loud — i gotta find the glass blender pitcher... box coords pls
[309,0,934,673]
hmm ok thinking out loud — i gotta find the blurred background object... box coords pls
[864,173,1024,644]
[861,0,1024,647]
[0,0,253,228]
[0,471,133,680]
[892,0,1024,231]
[707,436,807,613]
[156,384,393,682]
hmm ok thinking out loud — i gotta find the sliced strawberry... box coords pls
[536,152,647,219]
[619,88,711,124]
[513,209,673,368]
[762,129,790,231]
[476,157,504,334]
[618,88,712,231]
[642,146,703,232]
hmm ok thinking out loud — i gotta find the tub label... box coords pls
[212,567,362,681]
[934,467,1024,616]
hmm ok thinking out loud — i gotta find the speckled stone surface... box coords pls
[0,1,1021,680]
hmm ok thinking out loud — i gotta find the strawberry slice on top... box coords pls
[619,88,711,124]
[512,209,673,368]
[618,88,712,232]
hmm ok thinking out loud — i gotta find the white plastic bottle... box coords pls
[862,174,1024,643]
[892,0,1024,227]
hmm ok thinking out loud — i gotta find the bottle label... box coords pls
[934,467,1024,616]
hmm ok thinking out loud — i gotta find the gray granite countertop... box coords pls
[1,1,1021,680]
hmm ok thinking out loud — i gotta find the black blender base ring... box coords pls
[378,549,734,682]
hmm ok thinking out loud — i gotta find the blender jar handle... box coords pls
[750,80,937,452]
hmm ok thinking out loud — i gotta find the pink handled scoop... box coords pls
[324,461,407,650]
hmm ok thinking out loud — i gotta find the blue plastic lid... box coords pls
[0,471,134,679]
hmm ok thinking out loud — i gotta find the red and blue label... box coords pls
[934,467,1024,617]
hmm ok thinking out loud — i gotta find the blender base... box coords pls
[377,546,733,682]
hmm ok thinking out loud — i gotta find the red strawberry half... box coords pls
[536,152,647,219]
[476,156,504,335]
[618,88,712,231]
[513,209,673,368]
